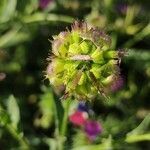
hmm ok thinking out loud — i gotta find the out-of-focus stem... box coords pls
[22,13,74,24]
[58,99,71,150]
[6,124,30,149]
[123,24,150,48]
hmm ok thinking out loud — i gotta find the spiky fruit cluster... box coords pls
[46,21,124,100]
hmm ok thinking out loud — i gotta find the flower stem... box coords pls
[6,124,30,149]
[59,99,71,150]
[61,99,71,136]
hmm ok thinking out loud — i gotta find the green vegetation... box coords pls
[0,0,150,149]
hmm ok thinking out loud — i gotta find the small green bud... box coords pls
[91,48,104,64]
[80,41,90,54]
[49,77,63,86]
[101,75,114,85]
[71,31,81,43]
[78,72,87,85]
[90,64,102,78]
[59,44,68,57]
[68,43,80,55]
[76,85,88,95]
[104,50,118,59]
[101,45,109,50]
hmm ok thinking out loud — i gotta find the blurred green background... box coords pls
[0,0,150,149]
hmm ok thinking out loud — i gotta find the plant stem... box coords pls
[22,13,74,24]
[0,105,30,149]
[60,99,71,136]
[6,124,30,149]
[59,99,71,150]
[123,24,150,48]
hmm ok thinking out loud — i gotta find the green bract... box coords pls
[46,21,124,100]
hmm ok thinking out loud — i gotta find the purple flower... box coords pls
[84,120,102,140]
[39,0,52,9]
[77,102,89,112]
[111,76,124,92]
[117,3,128,14]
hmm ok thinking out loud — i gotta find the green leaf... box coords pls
[0,0,17,23]
[22,13,74,24]
[125,133,150,143]
[2,32,30,48]
[0,107,10,126]
[7,95,20,129]
[35,88,55,129]
[72,136,113,150]
[123,24,150,48]
[125,113,150,143]
[0,0,7,19]
[127,50,150,62]
[0,26,21,48]
[44,138,57,150]
[40,86,64,133]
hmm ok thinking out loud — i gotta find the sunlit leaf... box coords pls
[34,88,55,128]
[0,26,21,48]
[73,136,113,150]
[125,133,150,143]
[2,32,30,48]
[7,95,20,129]
[0,107,10,126]
[44,138,57,150]
[125,113,150,143]
[0,0,17,23]
[22,13,74,24]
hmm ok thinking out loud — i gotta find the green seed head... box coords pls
[46,21,124,100]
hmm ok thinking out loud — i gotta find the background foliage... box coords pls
[0,0,150,149]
